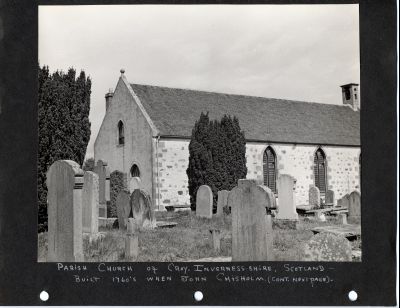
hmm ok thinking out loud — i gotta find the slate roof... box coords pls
[130,83,360,146]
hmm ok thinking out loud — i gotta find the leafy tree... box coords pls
[38,65,91,232]
[83,157,95,171]
[187,113,247,211]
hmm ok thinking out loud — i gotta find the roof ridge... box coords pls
[129,82,355,109]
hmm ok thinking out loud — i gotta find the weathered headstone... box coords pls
[94,160,108,218]
[260,185,276,209]
[130,189,157,229]
[47,160,84,262]
[196,185,213,218]
[116,190,131,230]
[265,214,274,261]
[348,190,361,222]
[301,233,352,261]
[309,185,320,208]
[338,193,350,208]
[129,177,142,193]
[125,218,139,260]
[325,189,335,206]
[231,179,272,261]
[276,174,298,220]
[216,190,229,216]
[82,171,99,236]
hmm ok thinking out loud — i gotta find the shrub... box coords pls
[109,170,126,217]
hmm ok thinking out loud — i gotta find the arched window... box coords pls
[314,148,327,195]
[118,121,124,145]
[130,164,140,177]
[263,146,277,193]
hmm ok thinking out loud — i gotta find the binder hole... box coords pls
[194,291,203,302]
[348,290,357,301]
[40,291,49,302]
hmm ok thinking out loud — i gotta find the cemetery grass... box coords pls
[37,211,361,262]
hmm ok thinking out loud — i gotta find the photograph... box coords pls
[37,4,361,263]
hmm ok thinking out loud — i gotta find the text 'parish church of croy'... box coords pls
[94,69,361,211]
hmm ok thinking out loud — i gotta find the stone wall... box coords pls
[94,77,155,204]
[156,139,190,208]
[246,143,360,205]
[156,140,360,207]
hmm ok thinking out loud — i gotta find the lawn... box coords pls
[37,211,361,262]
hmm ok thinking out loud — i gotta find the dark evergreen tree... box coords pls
[38,65,92,232]
[186,113,247,211]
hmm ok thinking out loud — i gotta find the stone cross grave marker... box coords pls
[231,179,272,261]
[125,218,139,260]
[276,174,298,220]
[309,185,320,208]
[216,190,229,216]
[47,160,84,262]
[129,176,142,193]
[348,190,361,222]
[301,233,352,261]
[130,189,157,229]
[325,189,335,206]
[116,190,131,230]
[82,171,99,236]
[196,185,213,218]
[94,160,108,218]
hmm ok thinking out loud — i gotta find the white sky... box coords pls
[39,4,360,158]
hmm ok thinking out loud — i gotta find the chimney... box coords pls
[105,88,113,111]
[340,83,360,110]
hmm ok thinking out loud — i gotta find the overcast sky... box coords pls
[39,4,360,158]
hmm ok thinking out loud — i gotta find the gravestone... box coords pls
[129,177,142,193]
[196,185,213,218]
[338,213,347,225]
[82,171,99,236]
[260,185,276,209]
[116,190,131,230]
[231,179,272,261]
[348,190,361,222]
[209,229,221,253]
[216,190,229,216]
[130,189,157,229]
[309,185,320,208]
[94,160,108,218]
[47,160,84,262]
[325,189,335,206]
[125,218,139,260]
[276,174,298,221]
[338,194,350,209]
[265,214,274,261]
[301,233,352,261]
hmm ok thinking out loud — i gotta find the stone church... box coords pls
[94,70,360,211]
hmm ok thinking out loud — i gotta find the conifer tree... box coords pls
[187,113,247,211]
[38,65,92,232]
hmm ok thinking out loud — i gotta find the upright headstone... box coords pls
[231,179,271,261]
[325,189,335,206]
[47,160,84,262]
[125,218,139,260]
[260,185,276,209]
[265,214,274,261]
[309,185,320,208]
[338,213,347,225]
[276,174,298,220]
[301,233,352,261]
[348,190,361,222]
[82,171,99,236]
[94,160,108,218]
[338,194,350,208]
[116,190,131,230]
[216,190,229,216]
[129,177,142,193]
[196,185,213,218]
[130,189,157,229]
